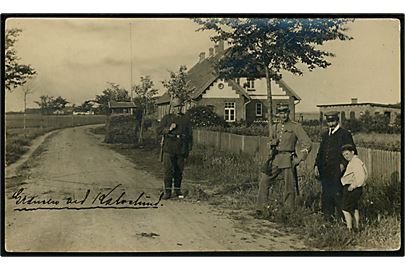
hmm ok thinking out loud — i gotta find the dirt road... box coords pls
[5,125,311,252]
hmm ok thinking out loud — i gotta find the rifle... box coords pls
[159,135,165,162]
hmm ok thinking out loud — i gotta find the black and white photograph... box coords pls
[2,15,403,254]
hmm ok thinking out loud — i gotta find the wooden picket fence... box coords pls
[193,129,401,182]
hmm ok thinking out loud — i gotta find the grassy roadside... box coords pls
[5,127,58,166]
[91,126,401,251]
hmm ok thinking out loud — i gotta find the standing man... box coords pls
[256,104,312,216]
[314,111,357,222]
[156,97,193,200]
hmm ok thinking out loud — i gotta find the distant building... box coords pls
[108,101,137,115]
[25,108,42,114]
[317,98,401,123]
[156,41,301,123]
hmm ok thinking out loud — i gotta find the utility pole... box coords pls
[129,22,134,115]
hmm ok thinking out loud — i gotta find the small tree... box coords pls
[76,100,95,113]
[193,18,353,138]
[21,81,35,133]
[5,28,36,91]
[35,95,53,115]
[95,82,130,114]
[51,96,69,111]
[162,65,194,110]
[35,95,69,115]
[133,76,158,143]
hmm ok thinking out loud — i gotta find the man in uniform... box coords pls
[156,97,193,200]
[314,111,357,222]
[256,104,312,216]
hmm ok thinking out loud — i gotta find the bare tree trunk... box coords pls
[138,107,145,144]
[264,65,273,138]
[23,92,27,132]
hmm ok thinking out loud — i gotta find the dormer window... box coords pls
[246,79,255,91]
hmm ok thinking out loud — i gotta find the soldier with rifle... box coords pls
[156,96,193,200]
[256,104,312,217]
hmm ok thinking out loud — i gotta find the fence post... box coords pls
[241,135,245,153]
[367,148,372,178]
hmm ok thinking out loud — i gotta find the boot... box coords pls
[162,189,171,200]
[174,188,184,199]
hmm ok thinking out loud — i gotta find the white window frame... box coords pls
[224,102,236,122]
[246,79,255,91]
[256,103,262,116]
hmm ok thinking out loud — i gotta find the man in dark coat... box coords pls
[256,104,312,216]
[156,97,193,200]
[315,111,357,222]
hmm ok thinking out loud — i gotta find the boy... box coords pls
[340,144,368,232]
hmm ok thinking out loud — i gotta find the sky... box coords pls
[4,17,401,113]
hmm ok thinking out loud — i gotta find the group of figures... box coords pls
[157,98,368,232]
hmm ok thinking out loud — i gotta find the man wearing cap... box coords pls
[315,111,357,222]
[156,97,193,200]
[256,104,312,216]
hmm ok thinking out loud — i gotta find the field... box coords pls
[5,114,107,165]
[5,114,107,129]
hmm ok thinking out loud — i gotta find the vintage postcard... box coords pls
[2,15,403,254]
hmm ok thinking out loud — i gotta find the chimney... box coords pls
[214,44,219,55]
[214,40,225,55]
[199,52,206,62]
[218,40,224,54]
[351,98,358,104]
[209,47,214,57]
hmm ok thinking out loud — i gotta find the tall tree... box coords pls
[193,18,353,137]
[5,28,36,91]
[133,76,158,143]
[95,82,130,114]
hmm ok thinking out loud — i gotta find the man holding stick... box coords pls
[156,96,193,200]
[256,104,312,216]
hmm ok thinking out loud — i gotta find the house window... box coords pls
[256,103,262,116]
[224,102,236,122]
[235,78,240,85]
[341,111,346,123]
[350,111,355,120]
[246,79,255,90]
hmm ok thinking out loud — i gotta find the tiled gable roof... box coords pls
[156,48,300,104]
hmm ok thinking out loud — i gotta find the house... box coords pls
[317,98,401,124]
[108,101,137,115]
[156,41,301,124]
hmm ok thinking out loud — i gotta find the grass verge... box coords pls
[5,127,57,166]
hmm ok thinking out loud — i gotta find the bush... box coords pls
[104,114,139,144]
[186,106,227,128]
